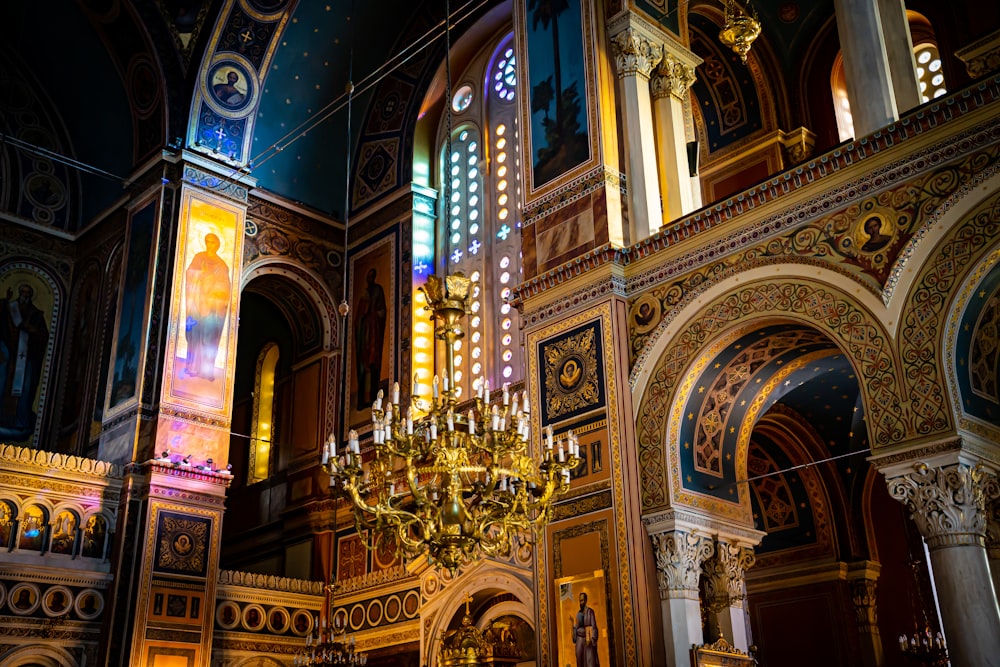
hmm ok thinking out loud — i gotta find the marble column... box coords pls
[609,24,662,243]
[848,561,884,667]
[833,0,897,136]
[888,461,1000,667]
[650,529,714,667]
[650,47,701,225]
[700,540,756,652]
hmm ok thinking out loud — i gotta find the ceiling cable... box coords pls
[719,446,872,492]
[0,132,128,185]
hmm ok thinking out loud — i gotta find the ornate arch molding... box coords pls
[900,185,1000,441]
[635,277,903,514]
[420,560,534,667]
[241,259,338,352]
[942,228,1000,444]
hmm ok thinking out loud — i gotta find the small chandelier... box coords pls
[719,0,761,64]
[293,587,368,666]
[324,273,581,572]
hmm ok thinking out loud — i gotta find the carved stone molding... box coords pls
[955,28,1000,78]
[650,529,714,599]
[651,53,696,100]
[887,462,1000,549]
[850,578,879,633]
[610,29,662,80]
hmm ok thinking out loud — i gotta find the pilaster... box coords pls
[650,44,701,225]
[100,463,230,666]
[847,561,883,667]
[650,529,713,667]
[98,151,253,475]
[884,455,1000,667]
[609,14,663,242]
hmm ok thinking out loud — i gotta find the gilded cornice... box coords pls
[335,566,415,598]
[217,570,325,596]
[0,567,114,588]
[0,444,122,480]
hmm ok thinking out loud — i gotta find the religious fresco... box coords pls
[345,234,395,430]
[154,511,211,578]
[106,199,158,415]
[525,0,591,188]
[163,188,244,415]
[555,570,611,667]
[0,266,58,446]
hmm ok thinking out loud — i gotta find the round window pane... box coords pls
[452,85,473,112]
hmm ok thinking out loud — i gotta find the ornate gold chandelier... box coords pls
[324,273,581,572]
[719,0,761,64]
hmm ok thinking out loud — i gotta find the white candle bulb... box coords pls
[433,375,439,398]
[430,421,437,440]
[546,426,554,450]
[502,382,509,406]
[447,410,454,432]
[484,380,490,404]
[412,373,419,397]
[392,381,400,405]
[443,374,449,392]
[468,409,476,434]
[376,389,383,411]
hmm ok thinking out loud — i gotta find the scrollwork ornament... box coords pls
[887,462,999,548]
[650,530,714,598]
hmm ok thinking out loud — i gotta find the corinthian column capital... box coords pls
[610,28,662,80]
[701,540,755,611]
[887,462,1000,549]
[650,529,714,599]
[651,53,697,100]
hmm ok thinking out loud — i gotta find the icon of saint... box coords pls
[213,70,246,107]
[184,233,231,381]
[861,216,891,253]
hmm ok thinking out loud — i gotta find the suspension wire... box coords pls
[229,0,491,184]
[0,133,129,184]
[718,447,872,491]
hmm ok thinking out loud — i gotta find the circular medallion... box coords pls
[242,603,266,632]
[349,603,366,630]
[403,590,420,618]
[8,583,41,615]
[267,606,290,634]
[384,594,402,623]
[204,55,257,118]
[630,294,661,336]
[217,601,242,630]
[42,585,73,617]
[290,609,314,636]
[74,589,104,620]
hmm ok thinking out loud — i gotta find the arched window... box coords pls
[249,342,279,484]
[434,33,523,401]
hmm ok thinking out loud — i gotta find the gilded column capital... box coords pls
[650,529,714,599]
[887,462,1000,549]
[701,540,755,611]
[650,53,697,100]
[610,28,662,80]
